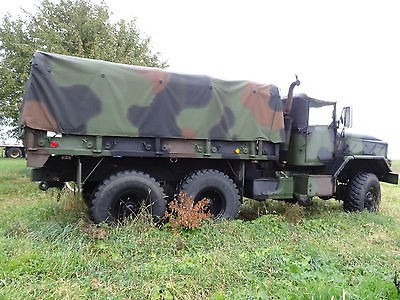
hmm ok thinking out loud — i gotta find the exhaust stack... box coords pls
[285,75,301,114]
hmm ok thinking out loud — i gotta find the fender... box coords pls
[333,155,398,184]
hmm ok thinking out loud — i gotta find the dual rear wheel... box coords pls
[90,169,241,223]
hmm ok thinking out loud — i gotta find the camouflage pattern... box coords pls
[20,52,398,203]
[21,52,285,143]
[285,96,336,166]
[23,132,280,168]
[250,177,293,200]
[285,95,388,165]
[343,132,388,156]
[287,126,335,166]
[293,174,333,199]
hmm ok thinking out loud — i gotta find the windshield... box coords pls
[308,105,334,126]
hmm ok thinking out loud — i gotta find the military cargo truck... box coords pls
[21,52,398,223]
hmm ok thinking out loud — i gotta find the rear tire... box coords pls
[91,171,166,223]
[179,169,241,219]
[344,172,381,212]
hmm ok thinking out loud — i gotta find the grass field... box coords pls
[0,159,399,299]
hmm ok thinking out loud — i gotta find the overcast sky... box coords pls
[3,0,400,158]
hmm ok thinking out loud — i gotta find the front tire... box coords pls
[344,172,381,212]
[179,169,241,219]
[91,171,166,223]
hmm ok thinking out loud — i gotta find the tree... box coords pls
[0,0,167,135]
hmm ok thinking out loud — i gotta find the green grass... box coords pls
[1,158,400,299]
[391,160,400,174]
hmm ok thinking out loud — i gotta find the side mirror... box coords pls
[342,106,353,128]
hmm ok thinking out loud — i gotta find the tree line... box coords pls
[0,0,167,136]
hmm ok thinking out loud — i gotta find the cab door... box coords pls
[305,104,335,164]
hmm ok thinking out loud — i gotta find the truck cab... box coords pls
[273,92,397,209]
[286,94,336,166]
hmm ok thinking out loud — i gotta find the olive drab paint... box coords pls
[20,52,398,221]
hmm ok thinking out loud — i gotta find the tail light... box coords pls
[50,141,59,148]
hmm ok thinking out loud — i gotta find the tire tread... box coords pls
[344,172,380,212]
[179,169,240,219]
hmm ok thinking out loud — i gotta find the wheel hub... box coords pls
[365,187,379,212]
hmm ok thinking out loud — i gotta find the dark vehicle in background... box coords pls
[1,142,25,158]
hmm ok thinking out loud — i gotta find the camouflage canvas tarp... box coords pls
[21,52,285,143]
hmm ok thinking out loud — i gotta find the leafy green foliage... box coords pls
[0,0,167,133]
[1,159,400,299]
